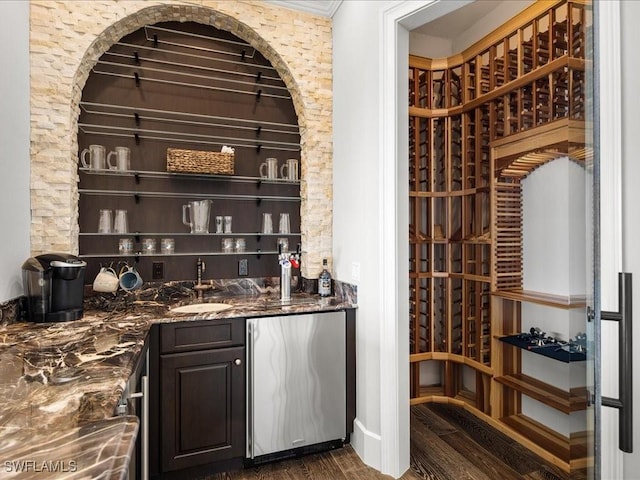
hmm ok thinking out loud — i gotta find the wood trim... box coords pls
[491,289,586,308]
[494,373,587,414]
[408,54,432,70]
[409,57,586,117]
[491,118,585,158]
[409,351,493,376]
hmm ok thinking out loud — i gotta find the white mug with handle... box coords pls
[93,267,119,293]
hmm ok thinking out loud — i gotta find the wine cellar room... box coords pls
[408,0,590,473]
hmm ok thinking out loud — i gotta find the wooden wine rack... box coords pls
[408,0,590,472]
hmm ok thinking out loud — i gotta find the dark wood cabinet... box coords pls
[150,318,246,476]
[160,346,245,472]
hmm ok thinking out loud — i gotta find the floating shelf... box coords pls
[79,250,282,258]
[494,372,587,413]
[492,289,586,309]
[79,167,300,185]
[499,334,586,363]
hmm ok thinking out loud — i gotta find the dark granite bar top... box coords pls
[0,278,356,478]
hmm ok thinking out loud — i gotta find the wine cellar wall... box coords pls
[408,0,589,471]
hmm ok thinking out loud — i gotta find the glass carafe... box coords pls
[182,200,212,234]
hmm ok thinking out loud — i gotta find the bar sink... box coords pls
[170,303,232,314]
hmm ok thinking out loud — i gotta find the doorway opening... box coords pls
[398,0,594,476]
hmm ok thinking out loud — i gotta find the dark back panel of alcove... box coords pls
[78,21,301,283]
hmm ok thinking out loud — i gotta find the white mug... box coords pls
[93,267,119,293]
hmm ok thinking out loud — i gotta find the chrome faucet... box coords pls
[194,257,213,301]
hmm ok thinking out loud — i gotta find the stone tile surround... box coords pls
[29,1,333,278]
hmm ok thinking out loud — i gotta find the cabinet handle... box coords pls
[234,358,242,366]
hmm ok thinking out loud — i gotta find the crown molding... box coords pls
[265,0,342,18]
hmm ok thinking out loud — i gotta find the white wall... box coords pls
[0,1,30,302]
[522,158,586,296]
[409,32,452,58]
[409,1,535,60]
[451,0,535,54]
[332,0,384,469]
[520,157,587,438]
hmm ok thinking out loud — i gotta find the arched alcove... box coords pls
[29,2,333,278]
[76,18,302,281]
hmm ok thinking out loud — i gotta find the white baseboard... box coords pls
[350,418,382,473]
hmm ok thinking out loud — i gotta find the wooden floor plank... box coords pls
[410,402,458,436]
[436,430,524,480]
[427,403,558,477]
[201,404,579,480]
[330,447,395,479]
[410,409,493,480]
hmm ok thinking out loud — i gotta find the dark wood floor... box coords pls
[203,403,581,480]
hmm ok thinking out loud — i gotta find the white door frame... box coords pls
[597,0,623,478]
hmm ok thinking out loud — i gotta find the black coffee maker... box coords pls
[22,253,87,323]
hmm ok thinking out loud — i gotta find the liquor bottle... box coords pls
[318,258,332,297]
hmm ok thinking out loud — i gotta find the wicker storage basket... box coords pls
[166,148,234,175]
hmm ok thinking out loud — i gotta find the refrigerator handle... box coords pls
[246,320,254,459]
[602,272,633,453]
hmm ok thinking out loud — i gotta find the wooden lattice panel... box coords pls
[492,182,523,290]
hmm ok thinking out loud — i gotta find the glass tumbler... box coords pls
[142,238,156,255]
[98,209,113,233]
[278,213,290,234]
[261,213,273,234]
[277,237,289,252]
[114,209,128,233]
[161,238,175,255]
[222,238,234,253]
[119,238,134,255]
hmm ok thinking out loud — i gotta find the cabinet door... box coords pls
[160,347,245,472]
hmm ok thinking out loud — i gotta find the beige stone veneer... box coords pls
[29,1,332,277]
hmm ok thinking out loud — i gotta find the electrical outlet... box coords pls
[152,261,164,279]
[238,259,248,276]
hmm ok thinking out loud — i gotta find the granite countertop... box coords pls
[0,280,356,479]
